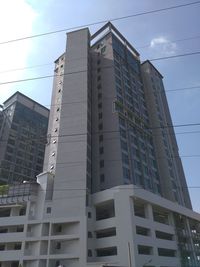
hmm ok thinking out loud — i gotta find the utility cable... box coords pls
[8,84,198,109]
[1,49,200,86]
[1,151,200,176]
[0,31,200,75]
[1,121,200,144]
[1,34,200,75]
[37,85,200,108]
[1,185,200,195]
[150,51,200,61]
[0,1,199,45]
[0,63,53,74]
[165,86,200,93]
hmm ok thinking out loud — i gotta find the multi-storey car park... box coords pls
[0,22,200,267]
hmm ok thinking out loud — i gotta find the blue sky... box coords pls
[0,0,200,211]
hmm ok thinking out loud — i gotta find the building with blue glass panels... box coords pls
[0,92,49,184]
[86,22,191,208]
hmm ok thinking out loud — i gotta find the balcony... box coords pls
[0,182,38,205]
[50,239,79,255]
[0,249,21,261]
[95,236,117,248]
[0,232,24,242]
[96,200,115,221]
[0,215,26,226]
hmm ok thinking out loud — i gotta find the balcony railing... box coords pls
[0,182,38,204]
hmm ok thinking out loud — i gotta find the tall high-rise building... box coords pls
[0,23,200,267]
[44,22,191,209]
[0,92,49,184]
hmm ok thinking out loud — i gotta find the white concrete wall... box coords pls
[1,175,200,267]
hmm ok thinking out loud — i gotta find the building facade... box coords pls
[44,22,191,208]
[0,179,200,267]
[0,92,49,184]
[0,22,199,267]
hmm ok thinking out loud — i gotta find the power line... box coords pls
[1,33,200,75]
[2,185,200,196]
[165,86,200,92]
[1,121,200,173]
[0,63,53,74]
[1,84,196,111]
[39,85,200,108]
[0,129,200,150]
[150,51,200,61]
[0,56,87,74]
[15,85,199,109]
[137,34,200,49]
[1,49,200,86]
[151,122,200,129]
[0,32,200,76]
[0,74,54,85]
[1,121,200,144]
[2,150,200,176]
[0,128,200,173]
[51,153,200,167]
[0,1,199,45]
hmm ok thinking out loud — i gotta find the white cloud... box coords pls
[150,36,177,56]
[0,0,37,103]
[150,37,168,47]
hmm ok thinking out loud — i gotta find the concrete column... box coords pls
[146,203,156,258]
[115,189,136,267]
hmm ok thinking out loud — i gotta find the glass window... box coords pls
[96,246,117,257]
[99,135,103,142]
[100,174,105,183]
[99,147,104,154]
[100,160,104,168]
[122,153,129,164]
[88,249,92,257]
[112,35,125,59]
[115,76,121,86]
[114,60,120,69]
[121,140,128,151]
[6,147,14,153]
[98,112,103,119]
[98,103,102,109]
[101,46,106,54]
[114,102,123,113]
[123,167,130,180]
[98,93,102,99]
[117,95,123,104]
[46,207,51,214]
[120,128,126,139]
[115,68,121,77]
[98,123,103,130]
[119,117,125,127]
[116,86,122,95]
[138,245,152,255]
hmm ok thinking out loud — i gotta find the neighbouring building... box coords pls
[0,22,200,267]
[0,92,49,184]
